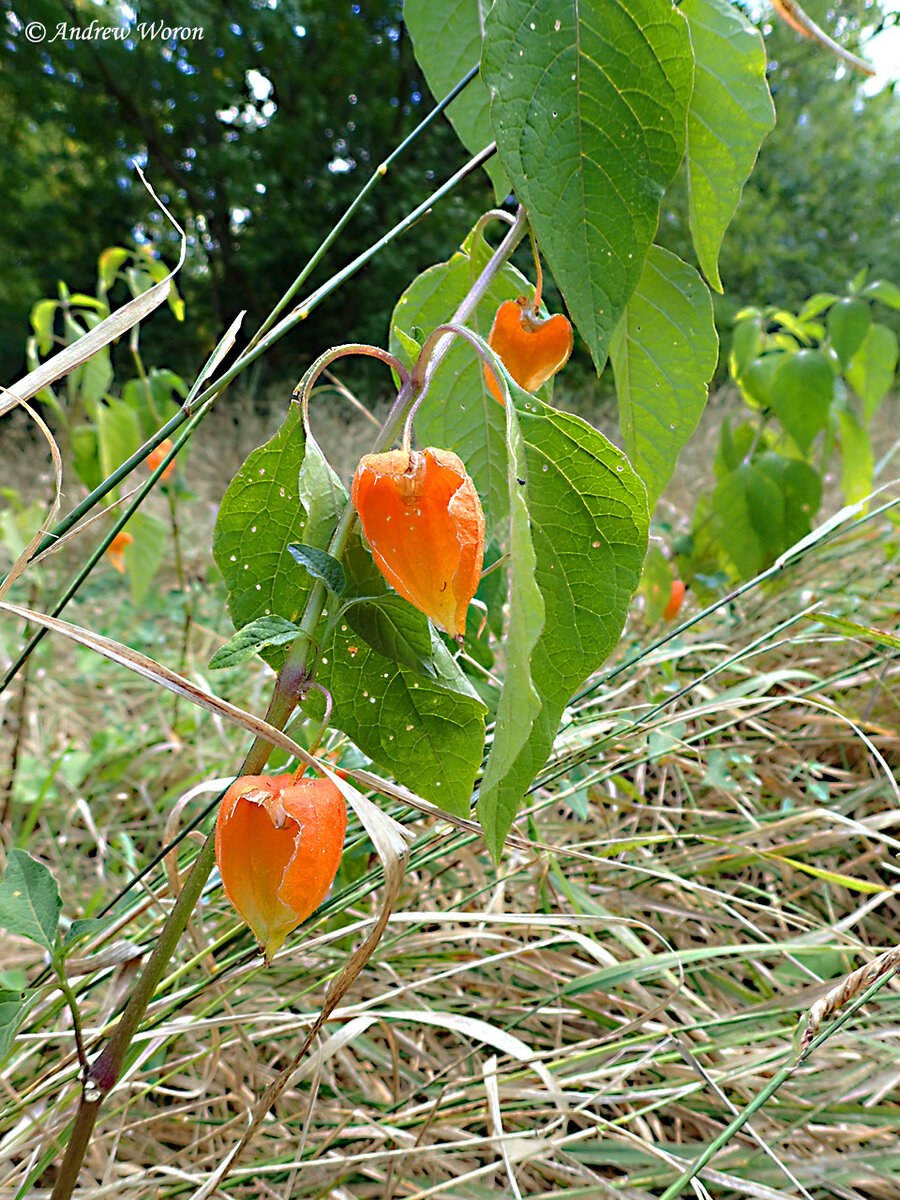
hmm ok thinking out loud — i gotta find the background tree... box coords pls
[1,0,896,389]
[0,0,491,382]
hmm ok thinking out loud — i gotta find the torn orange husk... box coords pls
[351,447,485,639]
[485,296,573,404]
[215,773,347,962]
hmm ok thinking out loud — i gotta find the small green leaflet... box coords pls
[0,849,61,952]
[209,616,304,670]
[288,544,346,596]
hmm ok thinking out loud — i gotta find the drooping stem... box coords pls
[402,204,528,445]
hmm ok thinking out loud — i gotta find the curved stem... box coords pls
[296,343,409,435]
[404,205,528,435]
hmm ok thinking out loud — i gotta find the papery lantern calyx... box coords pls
[485,296,573,404]
[215,773,347,962]
[351,447,485,640]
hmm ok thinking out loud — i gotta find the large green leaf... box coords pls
[97,398,142,483]
[770,349,834,454]
[828,298,871,369]
[312,624,486,817]
[610,246,718,509]
[477,385,545,857]
[389,221,538,539]
[404,0,509,200]
[681,0,774,292]
[213,403,322,670]
[482,0,693,370]
[477,401,649,855]
[0,849,61,952]
[846,322,898,422]
[836,403,874,505]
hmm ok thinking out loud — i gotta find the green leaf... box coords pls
[681,0,774,292]
[310,625,486,816]
[287,544,346,596]
[79,346,115,407]
[97,246,130,292]
[61,914,119,950]
[389,220,537,542]
[770,349,834,454]
[712,462,783,578]
[610,246,718,509]
[212,403,316,671]
[714,418,755,478]
[342,594,435,675]
[71,424,103,493]
[0,849,61,951]
[209,616,303,670]
[754,454,822,547]
[97,398,142,483]
[729,313,762,379]
[478,401,649,853]
[828,298,871,369]
[477,386,546,858]
[861,279,900,310]
[846,322,898,422]
[124,511,168,605]
[798,293,839,321]
[836,404,874,505]
[738,351,786,409]
[297,428,347,550]
[30,299,58,356]
[0,988,37,1066]
[483,0,693,371]
[404,0,509,200]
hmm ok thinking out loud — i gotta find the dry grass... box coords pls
[1,389,899,1199]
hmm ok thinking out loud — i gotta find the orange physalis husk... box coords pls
[146,438,176,481]
[485,296,574,404]
[215,773,347,962]
[351,447,485,640]
[106,531,134,574]
[663,580,687,621]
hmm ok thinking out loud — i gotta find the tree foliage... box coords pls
[0,0,491,381]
